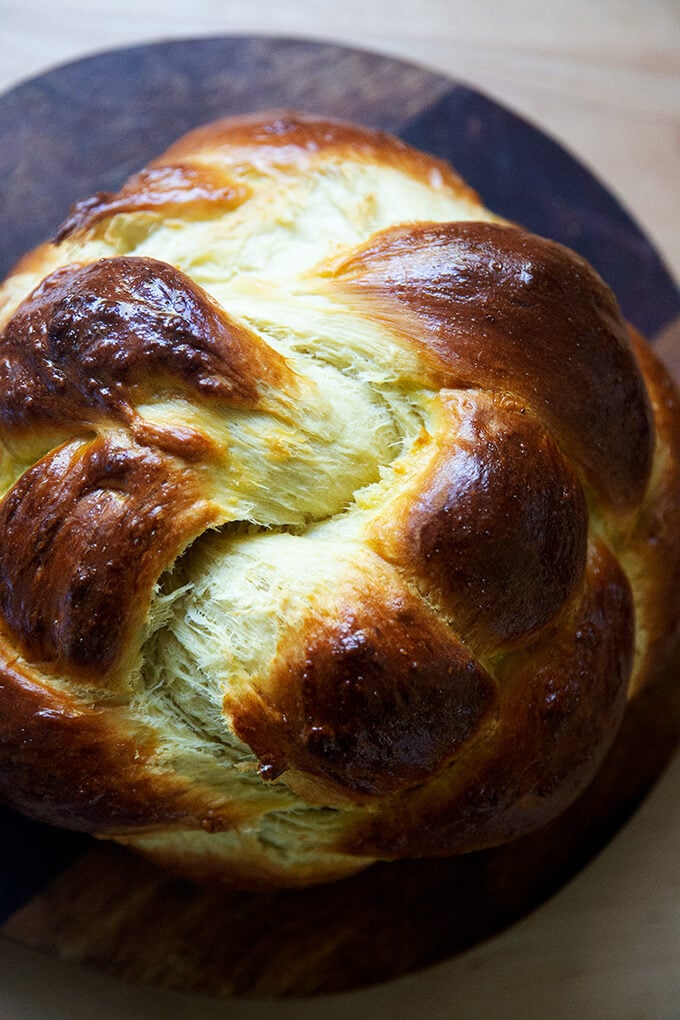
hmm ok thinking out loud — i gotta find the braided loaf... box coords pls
[0,112,678,887]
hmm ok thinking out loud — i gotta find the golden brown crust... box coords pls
[0,649,257,836]
[341,540,634,857]
[0,435,217,680]
[55,164,249,241]
[367,391,588,651]
[0,255,288,442]
[623,329,680,680]
[329,221,654,509]
[0,110,677,888]
[158,109,479,202]
[227,562,498,800]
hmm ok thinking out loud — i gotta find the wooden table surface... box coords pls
[0,3,678,1018]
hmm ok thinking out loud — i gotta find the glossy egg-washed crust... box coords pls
[0,111,678,887]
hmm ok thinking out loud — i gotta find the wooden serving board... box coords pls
[0,36,678,1000]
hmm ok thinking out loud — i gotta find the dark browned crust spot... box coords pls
[0,435,217,680]
[330,221,654,509]
[55,163,249,241]
[228,568,498,800]
[342,540,634,857]
[159,110,479,201]
[369,392,588,651]
[0,256,290,440]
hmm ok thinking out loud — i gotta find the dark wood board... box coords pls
[0,35,678,999]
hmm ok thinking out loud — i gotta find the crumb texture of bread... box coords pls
[0,111,678,888]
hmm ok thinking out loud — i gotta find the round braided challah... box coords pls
[0,111,678,888]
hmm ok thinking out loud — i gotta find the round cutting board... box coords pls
[0,35,678,1000]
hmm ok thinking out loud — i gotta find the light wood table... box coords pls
[0,3,678,1017]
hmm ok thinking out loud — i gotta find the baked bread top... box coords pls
[0,111,678,887]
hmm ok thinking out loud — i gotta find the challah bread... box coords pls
[0,111,678,888]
